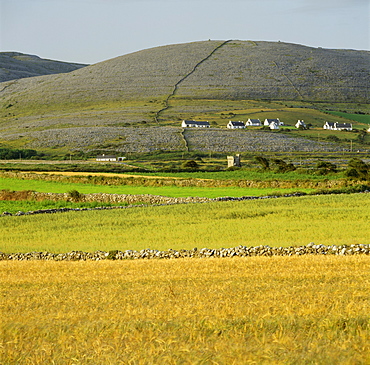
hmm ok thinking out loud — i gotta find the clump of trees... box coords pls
[182,160,199,170]
[345,158,368,180]
[254,156,295,173]
[316,161,337,175]
[0,148,42,159]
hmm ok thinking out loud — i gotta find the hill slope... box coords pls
[0,40,369,154]
[0,52,87,82]
[1,41,368,105]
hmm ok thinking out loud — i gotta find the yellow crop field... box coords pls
[1,256,369,364]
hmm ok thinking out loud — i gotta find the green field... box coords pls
[325,110,370,125]
[1,193,369,253]
[0,176,316,200]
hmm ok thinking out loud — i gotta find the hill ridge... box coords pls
[0,52,87,83]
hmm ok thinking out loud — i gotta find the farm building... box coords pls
[182,120,210,128]
[227,154,241,168]
[96,155,126,162]
[323,122,352,131]
[227,121,245,129]
[246,119,261,126]
[295,120,306,129]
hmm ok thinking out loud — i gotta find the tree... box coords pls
[182,160,199,169]
[316,161,337,175]
[254,156,270,170]
[272,159,296,173]
[345,158,368,180]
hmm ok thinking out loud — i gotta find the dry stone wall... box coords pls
[1,243,369,261]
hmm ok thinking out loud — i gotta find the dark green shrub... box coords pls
[182,160,199,169]
[68,189,82,202]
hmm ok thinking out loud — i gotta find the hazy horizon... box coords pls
[1,0,369,64]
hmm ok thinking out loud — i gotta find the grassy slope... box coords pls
[1,194,369,252]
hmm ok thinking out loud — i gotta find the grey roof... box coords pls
[184,120,210,125]
[336,123,352,128]
[229,121,245,126]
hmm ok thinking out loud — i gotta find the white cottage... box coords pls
[227,121,245,129]
[264,118,283,127]
[295,120,306,129]
[269,121,280,130]
[96,154,117,162]
[323,122,352,131]
[182,120,210,128]
[246,118,261,126]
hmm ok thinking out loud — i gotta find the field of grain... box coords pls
[1,193,369,253]
[1,256,369,364]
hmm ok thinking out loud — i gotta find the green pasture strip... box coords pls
[120,170,337,181]
[1,193,369,253]
[0,177,314,198]
[0,200,127,215]
[324,111,370,125]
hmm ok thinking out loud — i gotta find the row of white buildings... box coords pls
[181,118,284,130]
[182,119,355,131]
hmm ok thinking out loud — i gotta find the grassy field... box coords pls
[1,193,369,253]
[0,174,319,201]
[1,256,369,364]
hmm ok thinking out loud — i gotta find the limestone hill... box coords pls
[0,40,369,154]
[0,52,87,82]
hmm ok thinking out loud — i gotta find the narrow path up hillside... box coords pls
[155,40,232,123]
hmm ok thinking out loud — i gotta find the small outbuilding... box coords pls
[227,154,241,168]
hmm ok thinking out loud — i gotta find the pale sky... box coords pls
[0,0,369,64]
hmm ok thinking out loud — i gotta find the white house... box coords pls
[246,118,261,126]
[227,121,245,129]
[96,154,126,162]
[367,126,370,133]
[335,123,352,131]
[269,121,280,130]
[295,120,306,129]
[264,118,283,127]
[96,154,117,162]
[323,122,352,131]
[182,120,210,128]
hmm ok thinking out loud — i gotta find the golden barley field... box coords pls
[1,256,369,364]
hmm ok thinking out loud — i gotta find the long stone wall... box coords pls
[1,243,369,261]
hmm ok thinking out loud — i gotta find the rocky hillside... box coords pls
[1,41,368,105]
[0,52,87,82]
[0,40,369,154]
